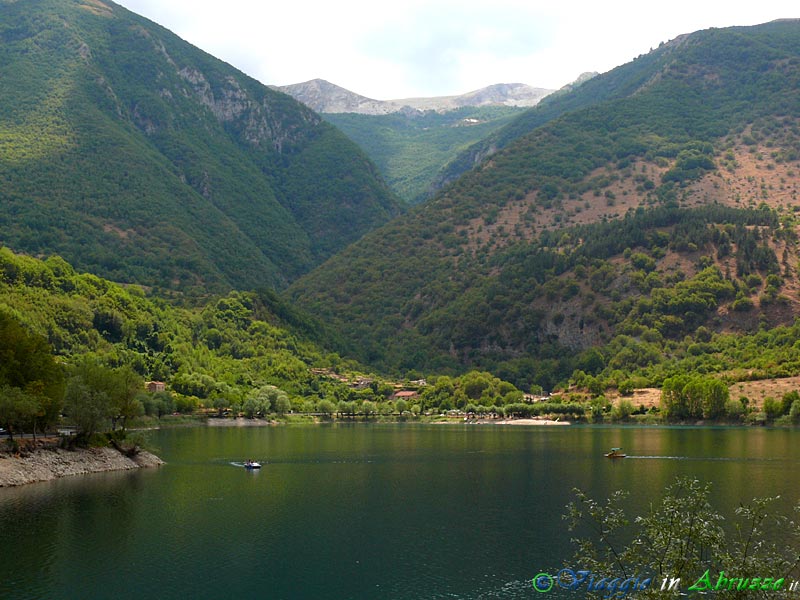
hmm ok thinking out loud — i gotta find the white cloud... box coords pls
[114,0,798,99]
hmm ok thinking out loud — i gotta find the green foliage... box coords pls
[611,398,634,422]
[291,201,782,391]
[0,0,400,293]
[0,309,64,436]
[0,309,64,400]
[63,357,144,439]
[141,391,174,418]
[419,371,522,411]
[565,477,800,598]
[763,396,783,420]
[273,394,291,415]
[290,21,800,391]
[317,398,336,417]
[433,21,800,195]
[5,8,800,422]
[661,146,716,183]
[0,247,397,425]
[660,375,729,420]
[781,391,799,416]
[725,398,745,421]
[325,106,525,203]
[0,386,44,440]
[629,252,656,272]
[617,379,635,396]
[789,397,800,424]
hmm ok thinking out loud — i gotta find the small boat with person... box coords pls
[605,447,626,459]
[244,460,262,469]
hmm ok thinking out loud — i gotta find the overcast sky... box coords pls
[114,0,797,100]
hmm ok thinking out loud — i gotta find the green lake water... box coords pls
[1,424,799,599]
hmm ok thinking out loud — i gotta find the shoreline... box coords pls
[0,443,164,488]
[204,415,573,426]
[162,415,772,428]
[434,417,571,426]
[488,418,570,426]
[206,417,279,427]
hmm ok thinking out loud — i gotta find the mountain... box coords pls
[288,20,800,390]
[396,82,555,112]
[0,0,401,293]
[324,106,526,203]
[274,79,394,115]
[278,79,557,203]
[426,72,605,196]
[276,79,553,115]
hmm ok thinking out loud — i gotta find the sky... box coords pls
[114,0,797,100]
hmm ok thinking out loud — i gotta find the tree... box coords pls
[461,371,502,402]
[317,398,335,417]
[0,386,42,441]
[361,400,377,418]
[112,365,144,432]
[252,385,291,415]
[682,378,706,419]
[660,375,690,419]
[763,396,783,420]
[702,379,729,420]
[251,386,276,414]
[143,391,174,418]
[210,396,227,418]
[661,376,728,421]
[64,376,111,441]
[63,358,141,440]
[611,398,634,422]
[273,394,291,415]
[725,398,745,421]
[781,391,799,416]
[242,398,258,419]
[0,312,64,433]
[565,477,800,599]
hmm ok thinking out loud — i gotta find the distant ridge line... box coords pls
[274,79,555,115]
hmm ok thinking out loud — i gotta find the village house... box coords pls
[145,381,166,393]
[392,390,419,401]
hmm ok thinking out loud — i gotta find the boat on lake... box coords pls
[244,460,262,469]
[604,447,626,459]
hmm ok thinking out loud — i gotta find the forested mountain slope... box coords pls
[288,20,800,390]
[0,246,350,405]
[425,21,797,195]
[324,106,525,203]
[0,0,401,293]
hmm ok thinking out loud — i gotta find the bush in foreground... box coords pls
[564,477,799,598]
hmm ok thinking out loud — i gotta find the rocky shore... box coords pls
[0,441,164,487]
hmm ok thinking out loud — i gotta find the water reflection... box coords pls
[0,425,798,599]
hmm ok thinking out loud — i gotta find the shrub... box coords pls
[724,398,744,421]
[618,379,635,396]
[611,398,634,421]
[790,398,800,424]
[763,396,783,420]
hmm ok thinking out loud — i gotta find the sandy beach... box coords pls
[492,418,570,425]
[435,417,571,426]
[206,417,278,427]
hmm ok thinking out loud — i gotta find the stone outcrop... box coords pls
[0,444,164,487]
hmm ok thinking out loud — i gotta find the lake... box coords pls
[1,424,798,599]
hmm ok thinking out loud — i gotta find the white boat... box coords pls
[244,461,262,469]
